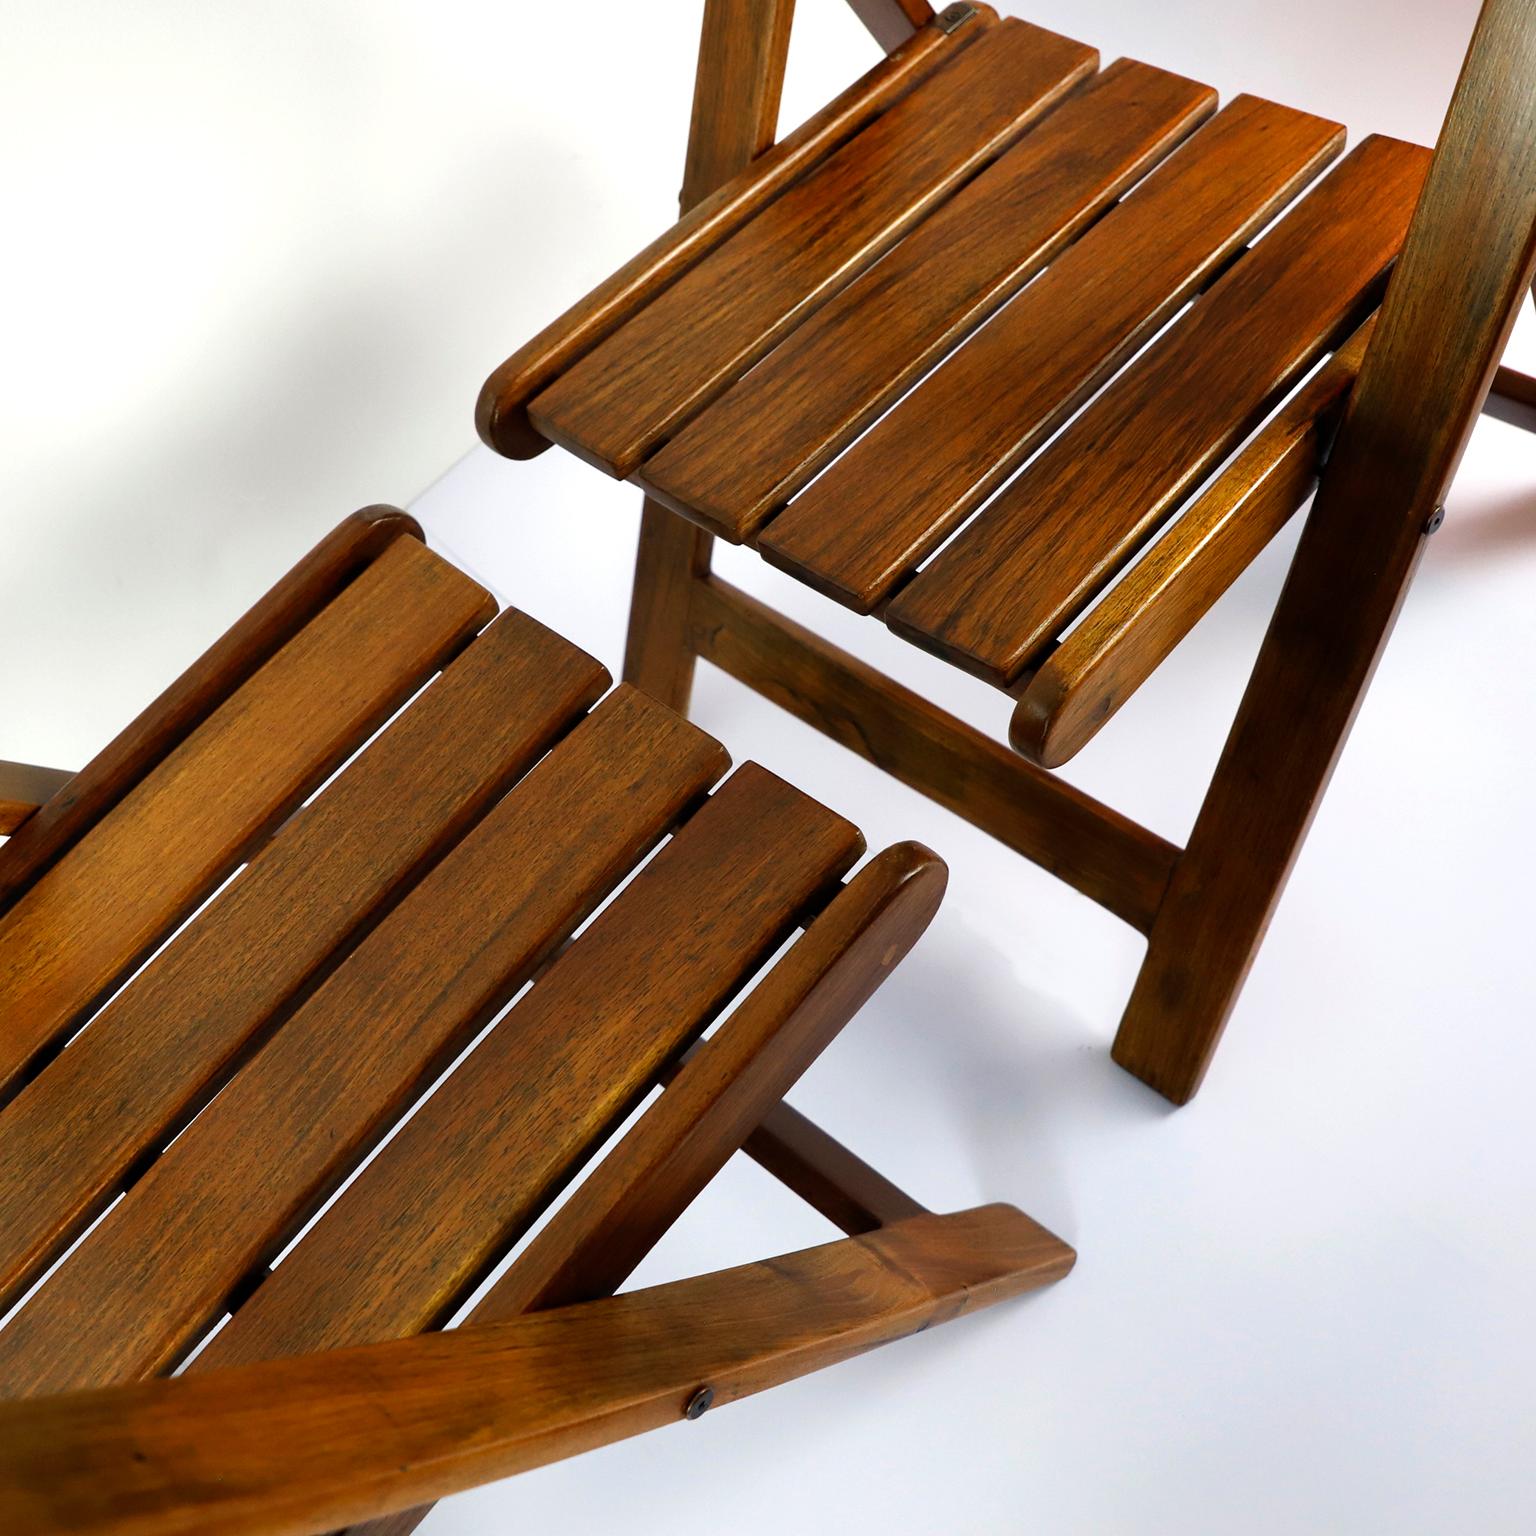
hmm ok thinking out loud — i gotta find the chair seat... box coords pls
[0,517,904,1400]
[493,10,1431,762]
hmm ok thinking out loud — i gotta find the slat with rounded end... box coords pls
[530,19,1097,478]
[886,135,1431,684]
[638,58,1219,541]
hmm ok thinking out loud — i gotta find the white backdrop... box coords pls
[9,4,1536,1534]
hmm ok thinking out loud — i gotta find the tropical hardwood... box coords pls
[476,0,1533,1104]
[0,512,1071,1529]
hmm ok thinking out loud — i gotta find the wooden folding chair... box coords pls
[0,511,1073,1534]
[473,0,1536,1104]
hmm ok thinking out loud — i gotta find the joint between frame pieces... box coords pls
[935,3,981,34]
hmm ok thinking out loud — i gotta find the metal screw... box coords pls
[684,1386,714,1420]
[936,3,980,33]
[1424,504,1446,536]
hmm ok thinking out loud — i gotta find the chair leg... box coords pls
[622,502,713,712]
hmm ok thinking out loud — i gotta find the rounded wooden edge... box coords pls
[476,363,555,461]
[352,504,426,543]
[1008,663,1089,771]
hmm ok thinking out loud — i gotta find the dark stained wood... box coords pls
[476,15,979,459]
[0,612,608,1315]
[681,0,797,211]
[846,0,939,53]
[1012,319,1376,768]
[745,1101,929,1235]
[639,59,1219,540]
[887,134,1430,684]
[0,538,495,1107]
[762,95,1345,611]
[530,20,1098,478]
[0,1207,1074,1536]
[623,500,714,711]
[196,764,864,1368]
[474,842,944,1320]
[689,575,1178,932]
[1114,0,1536,1103]
[0,688,727,1399]
[0,508,421,914]
[0,762,74,837]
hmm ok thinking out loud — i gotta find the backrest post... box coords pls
[1114,0,1536,1101]
[681,0,798,211]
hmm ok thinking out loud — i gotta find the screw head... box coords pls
[684,1386,714,1421]
[1424,505,1446,536]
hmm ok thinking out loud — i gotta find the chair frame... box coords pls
[610,0,1536,1105]
[0,508,1074,1534]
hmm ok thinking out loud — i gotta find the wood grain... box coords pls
[475,841,943,1320]
[0,1208,1073,1536]
[762,95,1345,611]
[0,612,607,1315]
[0,508,421,914]
[744,1100,929,1235]
[530,19,1097,478]
[639,58,1218,540]
[689,575,1178,931]
[1114,0,1536,1103]
[1012,318,1376,767]
[0,688,726,1398]
[887,135,1429,683]
[476,14,980,459]
[197,764,864,1368]
[0,537,494,1106]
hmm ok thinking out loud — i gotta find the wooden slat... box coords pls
[476,15,983,459]
[0,508,421,913]
[0,762,73,837]
[690,575,1178,931]
[198,764,864,1367]
[0,1207,1073,1536]
[529,19,1098,478]
[639,59,1219,541]
[0,612,608,1315]
[1012,320,1375,768]
[470,841,942,1322]
[680,0,797,210]
[0,688,727,1400]
[0,537,495,1106]
[763,96,1346,612]
[886,135,1431,683]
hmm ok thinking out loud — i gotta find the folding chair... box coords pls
[0,511,1073,1534]
[473,0,1536,1103]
